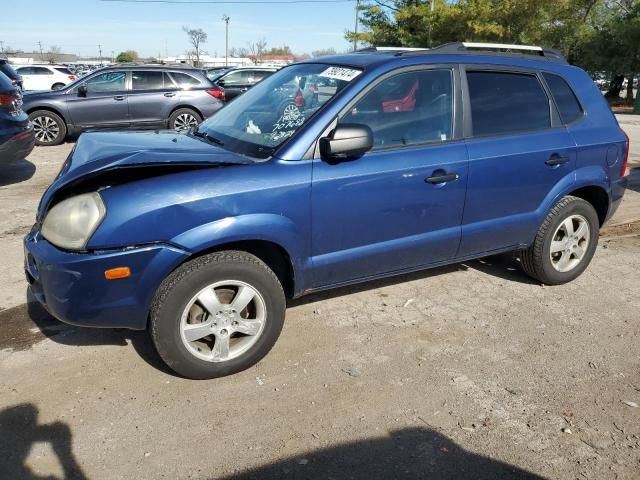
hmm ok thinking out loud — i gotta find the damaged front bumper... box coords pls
[24,229,190,330]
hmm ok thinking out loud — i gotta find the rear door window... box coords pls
[131,71,169,90]
[542,73,583,124]
[467,71,551,136]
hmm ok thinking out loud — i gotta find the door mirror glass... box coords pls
[216,79,225,87]
[77,85,88,97]
[320,123,373,162]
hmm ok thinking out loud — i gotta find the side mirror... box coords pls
[319,123,373,162]
[216,79,225,87]
[77,85,88,97]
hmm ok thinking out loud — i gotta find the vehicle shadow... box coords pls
[0,158,36,186]
[219,426,546,480]
[289,253,536,308]
[0,403,87,479]
[0,291,177,377]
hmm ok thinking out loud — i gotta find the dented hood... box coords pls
[62,130,252,181]
[38,130,253,218]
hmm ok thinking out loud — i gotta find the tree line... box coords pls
[346,0,640,106]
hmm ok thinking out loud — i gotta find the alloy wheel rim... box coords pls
[174,113,198,131]
[549,214,590,273]
[283,104,299,116]
[179,280,267,363]
[33,116,60,143]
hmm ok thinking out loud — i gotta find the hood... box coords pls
[22,89,66,99]
[61,129,252,181]
[38,130,254,218]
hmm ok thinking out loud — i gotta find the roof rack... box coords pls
[401,42,568,63]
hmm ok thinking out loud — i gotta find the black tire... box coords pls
[520,196,599,285]
[51,83,65,90]
[168,108,202,131]
[29,110,67,146]
[150,251,286,380]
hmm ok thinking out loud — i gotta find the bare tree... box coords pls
[247,38,267,65]
[183,26,208,66]
[46,45,61,64]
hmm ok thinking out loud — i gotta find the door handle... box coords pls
[425,172,459,184]
[240,88,249,93]
[545,155,570,167]
[164,92,176,97]
[113,95,126,101]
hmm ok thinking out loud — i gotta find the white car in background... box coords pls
[14,65,76,91]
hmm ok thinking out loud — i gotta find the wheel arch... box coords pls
[26,105,69,124]
[168,105,204,125]
[567,185,609,226]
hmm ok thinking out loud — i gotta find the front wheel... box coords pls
[51,83,65,90]
[29,110,67,146]
[150,251,286,379]
[520,196,599,285]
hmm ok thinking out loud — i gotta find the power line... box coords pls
[100,0,354,4]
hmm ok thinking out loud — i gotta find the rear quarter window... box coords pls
[170,72,202,89]
[467,71,551,137]
[542,73,583,124]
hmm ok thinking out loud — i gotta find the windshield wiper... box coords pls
[191,128,225,146]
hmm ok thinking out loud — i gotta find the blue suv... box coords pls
[24,43,629,379]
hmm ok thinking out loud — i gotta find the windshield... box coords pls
[193,63,362,159]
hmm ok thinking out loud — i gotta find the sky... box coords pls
[0,0,358,58]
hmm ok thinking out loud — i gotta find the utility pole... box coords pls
[353,0,360,51]
[0,41,4,55]
[98,44,102,63]
[222,15,230,66]
[111,50,115,63]
[37,41,44,61]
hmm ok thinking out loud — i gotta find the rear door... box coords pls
[128,70,176,126]
[66,70,129,128]
[458,67,577,257]
[311,66,469,286]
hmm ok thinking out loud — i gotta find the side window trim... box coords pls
[460,64,561,139]
[311,64,462,158]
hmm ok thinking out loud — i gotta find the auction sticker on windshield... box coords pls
[319,66,362,82]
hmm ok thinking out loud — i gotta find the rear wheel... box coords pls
[169,108,202,131]
[520,196,599,285]
[150,251,286,379]
[30,110,67,146]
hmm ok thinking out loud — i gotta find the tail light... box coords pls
[294,89,304,107]
[68,75,76,81]
[0,93,15,107]
[207,88,225,101]
[622,130,630,177]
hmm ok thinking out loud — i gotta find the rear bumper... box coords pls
[605,175,628,223]
[24,230,190,330]
[0,123,35,163]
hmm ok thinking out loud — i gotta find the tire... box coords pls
[168,108,202,131]
[520,196,599,285]
[29,110,67,146]
[51,83,65,90]
[150,251,286,379]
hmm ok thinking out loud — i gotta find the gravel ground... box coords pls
[0,118,639,479]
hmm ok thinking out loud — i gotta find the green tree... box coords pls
[116,50,139,63]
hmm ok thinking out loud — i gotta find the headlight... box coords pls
[41,192,106,250]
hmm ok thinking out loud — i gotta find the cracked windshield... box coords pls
[192,63,361,158]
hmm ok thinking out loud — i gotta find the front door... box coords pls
[311,67,468,287]
[458,69,577,257]
[217,70,251,101]
[66,71,129,128]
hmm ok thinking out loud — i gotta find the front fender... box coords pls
[171,213,310,291]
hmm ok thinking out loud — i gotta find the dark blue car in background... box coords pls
[0,71,34,164]
[24,43,629,379]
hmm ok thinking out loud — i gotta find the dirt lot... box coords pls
[1,118,639,479]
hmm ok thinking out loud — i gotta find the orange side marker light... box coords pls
[104,267,131,280]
